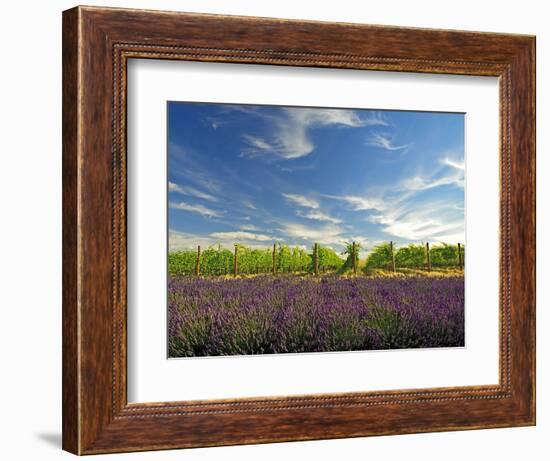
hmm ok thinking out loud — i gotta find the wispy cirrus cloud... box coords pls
[242,135,273,152]
[368,202,464,243]
[322,194,386,211]
[168,142,223,195]
[402,155,465,191]
[296,209,342,224]
[241,108,387,160]
[168,181,218,202]
[367,133,409,151]
[240,223,260,231]
[323,159,464,243]
[440,157,464,170]
[169,229,276,251]
[282,193,319,209]
[282,193,342,223]
[278,222,346,246]
[169,201,224,218]
[209,231,278,242]
[242,199,257,210]
[402,172,464,191]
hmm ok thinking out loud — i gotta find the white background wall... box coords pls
[0,0,546,459]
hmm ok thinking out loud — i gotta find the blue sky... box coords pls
[168,102,464,255]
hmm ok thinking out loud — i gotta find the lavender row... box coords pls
[168,275,464,357]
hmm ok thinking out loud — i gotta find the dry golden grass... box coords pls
[364,267,464,278]
[197,267,464,281]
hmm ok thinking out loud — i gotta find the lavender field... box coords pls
[168,275,464,357]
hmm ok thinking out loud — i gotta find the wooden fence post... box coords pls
[272,243,277,275]
[233,244,238,277]
[426,242,431,272]
[195,245,201,276]
[458,243,463,268]
[314,243,319,275]
[390,241,396,272]
[352,241,357,275]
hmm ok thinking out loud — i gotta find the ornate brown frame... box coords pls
[62,5,535,455]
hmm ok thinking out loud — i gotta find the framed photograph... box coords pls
[62,6,535,455]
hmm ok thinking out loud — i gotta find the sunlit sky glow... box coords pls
[168,102,465,255]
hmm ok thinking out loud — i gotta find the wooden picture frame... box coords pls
[62,5,535,455]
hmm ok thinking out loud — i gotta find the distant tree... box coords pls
[395,244,425,268]
[363,242,393,272]
[316,246,344,272]
[200,245,233,275]
[168,250,196,275]
[340,241,362,273]
[276,244,310,273]
[430,243,463,267]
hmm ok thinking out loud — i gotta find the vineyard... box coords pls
[168,242,466,356]
[168,241,465,277]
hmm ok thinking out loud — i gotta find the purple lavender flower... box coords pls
[168,275,464,357]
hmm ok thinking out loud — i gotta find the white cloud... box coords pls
[278,223,345,245]
[242,135,273,151]
[191,175,222,194]
[169,201,224,218]
[242,199,257,210]
[168,181,218,202]
[204,115,229,131]
[440,157,465,170]
[169,230,202,251]
[169,230,274,251]
[323,194,385,211]
[282,193,341,224]
[319,170,464,244]
[362,112,389,127]
[240,224,260,231]
[368,203,464,243]
[429,232,466,244]
[281,155,465,245]
[282,193,319,209]
[296,209,342,224]
[241,108,382,160]
[168,142,223,195]
[348,236,386,257]
[367,133,409,151]
[402,173,464,191]
[401,162,464,191]
[349,236,380,247]
[209,231,278,242]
